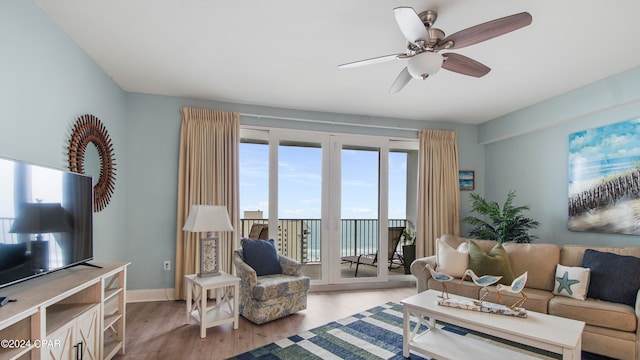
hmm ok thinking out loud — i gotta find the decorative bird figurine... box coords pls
[497,271,528,310]
[424,264,454,299]
[461,269,503,302]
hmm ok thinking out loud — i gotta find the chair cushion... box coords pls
[468,240,515,285]
[582,249,640,306]
[241,238,282,276]
[252,274,310,301]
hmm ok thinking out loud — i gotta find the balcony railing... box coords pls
[3,216,407,266]
[240,218,407,264]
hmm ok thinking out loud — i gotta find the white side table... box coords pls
[184,272,240,338]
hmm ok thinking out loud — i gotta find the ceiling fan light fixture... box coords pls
[407,52,443,79]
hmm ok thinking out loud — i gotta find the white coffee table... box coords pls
[184,272,240,338]
[401,290,585,360]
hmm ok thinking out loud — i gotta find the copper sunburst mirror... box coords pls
[67,114,116,212]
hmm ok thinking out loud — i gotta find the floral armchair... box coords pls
[233,248,310,324]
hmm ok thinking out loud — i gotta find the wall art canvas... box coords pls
[568,118,640,234]
[459,171,475,191]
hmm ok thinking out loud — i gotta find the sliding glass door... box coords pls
[329,137,388,283]
[278,139,324,280]
[338,144,381,279]
[240,129,415,285]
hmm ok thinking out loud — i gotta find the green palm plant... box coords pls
[463,190,539,243]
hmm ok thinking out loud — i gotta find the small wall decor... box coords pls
[568,118,640,234]
[67,114,116,212]
[459,170,475,190]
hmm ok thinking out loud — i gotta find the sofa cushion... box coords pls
[429,276,480,300]
[241,238,282,276]
[252,274,310,301]
[436,238,468,278]
[483,287,554,314]
[548,296,637,332]
[503,242,560,291]
[561,244,640,267]
[468,240,514,285]
[553,264,590,300]
[582,249,640,307]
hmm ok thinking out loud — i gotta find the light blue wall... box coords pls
[0,1,128,262]
[478,67,640,247]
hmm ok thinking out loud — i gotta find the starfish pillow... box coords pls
[553,264,590,300]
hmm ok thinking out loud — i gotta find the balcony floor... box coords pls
[302,260,408,279]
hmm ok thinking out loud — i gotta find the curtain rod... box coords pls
[238,112,421,132]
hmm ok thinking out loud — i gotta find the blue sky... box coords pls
[239,143,408,220]
[568,118,640,193]
[569,118,640,164]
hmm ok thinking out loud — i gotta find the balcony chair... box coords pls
[247,223,269,240]
[341,226,406,277]
[233,239,310,324]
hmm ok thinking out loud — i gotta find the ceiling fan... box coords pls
[338,7,532,93]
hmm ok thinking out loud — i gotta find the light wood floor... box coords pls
[115,286,415,360]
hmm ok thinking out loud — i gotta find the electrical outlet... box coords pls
[163,261,171,271]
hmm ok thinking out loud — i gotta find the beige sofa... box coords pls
[410,234,640,360]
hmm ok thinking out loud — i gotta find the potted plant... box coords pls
[401,221,416,274]
[463,190,539,243]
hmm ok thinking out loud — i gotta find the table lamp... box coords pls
[183,205,234,277]
[9,202,73,272]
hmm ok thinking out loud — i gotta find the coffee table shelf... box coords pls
[410,325,540,360]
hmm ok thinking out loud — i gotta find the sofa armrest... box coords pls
[233,251,257,289]
[410,256,437,293]
[278,254,304,276]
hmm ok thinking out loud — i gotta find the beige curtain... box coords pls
[174,107,239,299]
[416,129,460,259]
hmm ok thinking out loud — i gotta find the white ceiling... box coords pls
[37,0,640,125]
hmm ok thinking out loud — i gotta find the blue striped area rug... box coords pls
[228,302,561,360]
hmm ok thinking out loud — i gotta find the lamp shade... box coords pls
[9,202,73,234]
[407,52,443,80]
[183,205,234,233]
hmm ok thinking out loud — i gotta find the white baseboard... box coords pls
[126,278,416,302]
[126,288,176,303]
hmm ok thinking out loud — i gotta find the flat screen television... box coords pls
[0,156,93,289]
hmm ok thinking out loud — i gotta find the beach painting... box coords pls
[459,171,475,191]
[568,118,640,234]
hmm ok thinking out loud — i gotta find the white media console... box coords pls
[0,263,128,360]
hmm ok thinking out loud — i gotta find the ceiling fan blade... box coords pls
[442,53,491,77]
[439,12,532,49]
[393,7,429,44]
[389,67,412,93]
[338,54,405,69]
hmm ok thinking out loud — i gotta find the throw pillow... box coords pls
[552,264,590,300]
[241,238,282,276]
[435,238,469,278]
[468,240,515,285]
[582,249,640,307]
